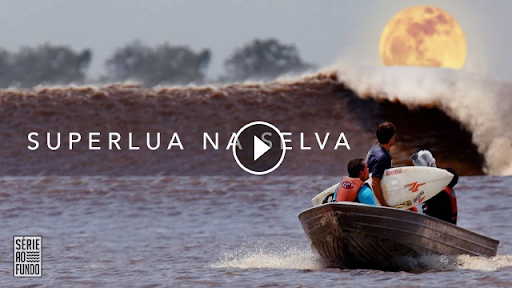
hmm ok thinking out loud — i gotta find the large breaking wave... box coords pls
[334,64,512,175]
[0,65,508,176]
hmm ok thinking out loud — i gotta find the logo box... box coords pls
[13,236,42,278]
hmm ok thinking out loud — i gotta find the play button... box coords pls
[233,121,286,175]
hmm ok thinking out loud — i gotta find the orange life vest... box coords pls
[443,187,458,224]
[335,176,364,202]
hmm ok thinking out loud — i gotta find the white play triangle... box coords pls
[253,136,271,161]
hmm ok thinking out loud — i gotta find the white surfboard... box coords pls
[311,166,454,209]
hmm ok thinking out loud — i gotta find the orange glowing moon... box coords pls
[379,6,467,69]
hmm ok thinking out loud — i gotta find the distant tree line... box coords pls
[0,38,314,88]
[0,44,91,87]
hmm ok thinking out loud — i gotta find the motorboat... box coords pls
[298,202,499,270]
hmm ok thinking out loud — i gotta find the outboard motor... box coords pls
[411,150,436,167]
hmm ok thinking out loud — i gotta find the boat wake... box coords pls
[212,244,324,270]
[213,248,512,272]
[454,254,512,271]
[398,254,512,272]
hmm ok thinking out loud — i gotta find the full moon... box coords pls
[379,6,466,69]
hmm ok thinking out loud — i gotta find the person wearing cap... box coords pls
[412,149,459,225]
[365,122,396,207]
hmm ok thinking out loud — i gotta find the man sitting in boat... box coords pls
[331,158,376,205]
[366,121,396,207]
[412,149,459,225]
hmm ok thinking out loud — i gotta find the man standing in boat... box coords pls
[332,158,376,205]
[365,122,396,207]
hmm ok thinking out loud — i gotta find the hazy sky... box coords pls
[1,0,510,80]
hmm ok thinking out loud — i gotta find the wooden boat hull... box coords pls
[298,203,499,270]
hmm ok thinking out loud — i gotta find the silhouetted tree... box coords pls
[224,38,314,81]
[0,49,13,87]
[105,40,211,86]
[9,43,92,87]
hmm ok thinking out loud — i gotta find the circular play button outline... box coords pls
[232,121,286,175]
